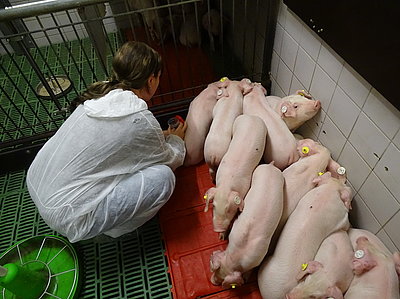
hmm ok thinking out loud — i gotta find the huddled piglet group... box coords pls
[183,78,400,298]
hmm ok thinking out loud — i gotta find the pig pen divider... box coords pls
[0,0,279,297]
[0,0,279,175]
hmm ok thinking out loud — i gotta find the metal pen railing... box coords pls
[0,0,277,174]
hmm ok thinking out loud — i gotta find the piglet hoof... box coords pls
[352,247,377,275]
[352,259,364,275]
[210,250,223,272]
[219,232,227,240]
[210,273,220,285]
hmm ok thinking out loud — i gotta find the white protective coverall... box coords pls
[26,89,185,242]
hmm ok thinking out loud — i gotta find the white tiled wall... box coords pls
[271,2,400,251]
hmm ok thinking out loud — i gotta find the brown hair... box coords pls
[69,41,162,112]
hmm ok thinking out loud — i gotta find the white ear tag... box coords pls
[233,196,241,205]
[354,249,364,259]
[337,166,346,175]
[281,106,288,113]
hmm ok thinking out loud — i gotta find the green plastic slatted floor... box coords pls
[0,34,119,144]
[0,32,173,298]
[0,169,173,298]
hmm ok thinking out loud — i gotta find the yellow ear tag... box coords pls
[301,263,308,271]
[302,146,310,154]
[220,77,228,82]
[318,172,324,176]
[231,284,237,289]
[298,90,305,97]
[203,195,207,200]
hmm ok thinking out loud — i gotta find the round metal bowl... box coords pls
[35,75,73,99]
[0,235,81,299]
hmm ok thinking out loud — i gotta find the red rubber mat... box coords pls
[125,28,216,106]
[159,162,262,299]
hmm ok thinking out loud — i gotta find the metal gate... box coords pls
[0,0,278,174]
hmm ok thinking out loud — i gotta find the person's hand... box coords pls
[162,130,169,137]
[168,120,187,140]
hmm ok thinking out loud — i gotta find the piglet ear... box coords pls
[340,187,352,210]
[257,83,267,95]
[392,252,400,278]
[281,101,296,118]
[326,158,340,173]
[238,197,244,212]
[210,250,223,272]
[216,77,230,88]
[327,159,347,183]
[231,194,244,212]
[204,188,216,212]
[296,89,313,99]
[311,176,322,186]
[216,87,229,99]
[326,285,344,299]
[239,78,254,95]
[295,261,323,281]
[312,172,331,186]
[221,271,244,289]
[295,268,310,282]
[352,247,377,275]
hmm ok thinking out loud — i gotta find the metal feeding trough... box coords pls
[0,235,80,299]
[35,75,73,100]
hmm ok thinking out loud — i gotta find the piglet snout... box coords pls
[213,217,229,234]
[314,100,321,110]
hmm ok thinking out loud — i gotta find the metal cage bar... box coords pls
[0,0,277,174]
